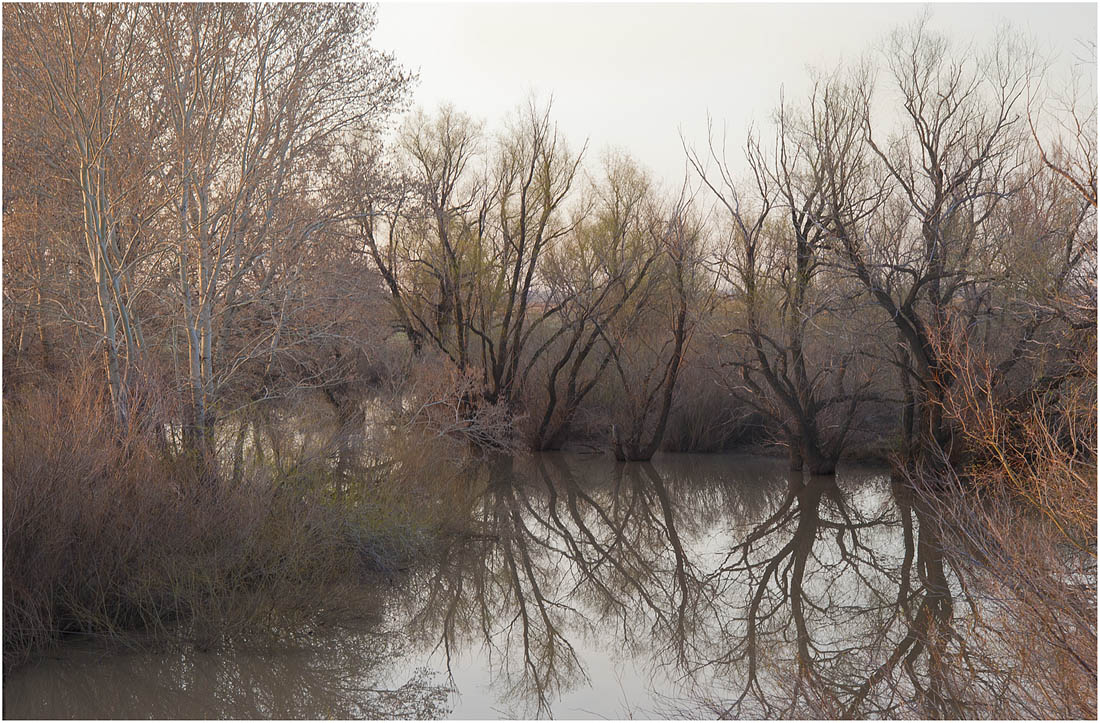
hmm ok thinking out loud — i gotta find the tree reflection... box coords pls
[397,455,587,717]
[388,454,1086,719]
[395,454,787,716]
[698,470,1021,719]
[842,481,961,719]
[8,454,1088,718]
[3,626,452,719]
[395,454,725,715]
[689,470,892,717]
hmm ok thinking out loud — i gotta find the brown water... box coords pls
[3,453,1087,719]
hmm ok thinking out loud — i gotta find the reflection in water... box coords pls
[3,624,453,719]
[5,453,1090,718]
[691,471,956,718]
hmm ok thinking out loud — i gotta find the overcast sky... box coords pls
[373,2,1097,189]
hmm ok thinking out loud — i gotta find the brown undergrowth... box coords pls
[2,369,466,673]
[901,319,1097,717]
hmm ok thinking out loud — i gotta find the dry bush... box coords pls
[905,471,1097,719]
[2,368,371,672]
[936,320,1096,548]
[661,356,758,452]
[391,357,522,456]
[902,316,1097,717]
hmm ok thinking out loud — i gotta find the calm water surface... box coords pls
[2,453,1058,718]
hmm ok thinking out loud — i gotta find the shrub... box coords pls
[1,369,420,671]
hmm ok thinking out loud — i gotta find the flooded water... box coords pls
[3,453,1092,719]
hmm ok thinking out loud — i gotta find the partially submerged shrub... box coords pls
[935,320,1097,548]
[2,372,403,671]
[902,471,1097,719]
[898,317,1097,718]
[387,356,523,456]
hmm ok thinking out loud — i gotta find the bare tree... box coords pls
[826,17,1031,466]
[1028,40,1097,208]
[5,3,411,459]
[355,101,586,424]
[530,152,661,450]
[605,193,708,461]
[145,3,409,452]
[7,4,160,424]
[689,80,877,474]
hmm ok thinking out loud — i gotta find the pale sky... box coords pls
[373,2,1097,188]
